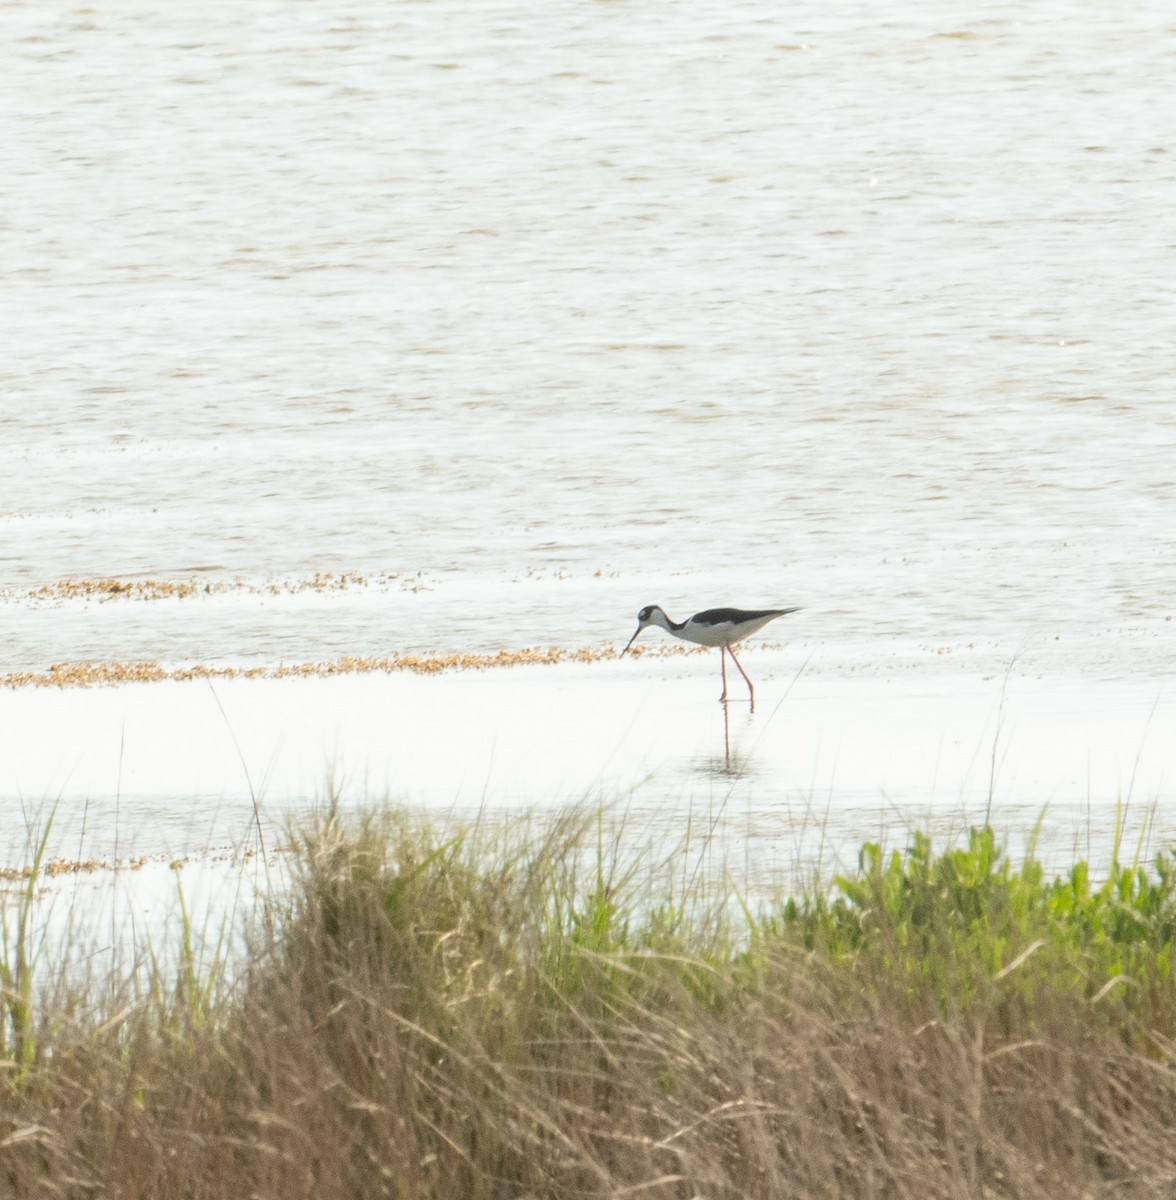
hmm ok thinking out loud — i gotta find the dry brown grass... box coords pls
[2,809,1176,1198]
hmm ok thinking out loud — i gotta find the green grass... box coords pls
[0,805,57,1081]
[3,802,1176,1197]
[770,825,1176,1034]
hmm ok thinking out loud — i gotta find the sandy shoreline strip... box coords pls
[0,644,710,690]
[3,572,411,603]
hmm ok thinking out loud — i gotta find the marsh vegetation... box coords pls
[3,803,1176,1198]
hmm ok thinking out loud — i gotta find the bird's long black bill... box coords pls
[621,627,641,656]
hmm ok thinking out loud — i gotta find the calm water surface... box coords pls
[2,2,1174,793]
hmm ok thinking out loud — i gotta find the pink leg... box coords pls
[726,644,756,710]
[719,646,729,702]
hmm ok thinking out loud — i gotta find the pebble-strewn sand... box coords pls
[0,644,702,690]
[7,572,410,604]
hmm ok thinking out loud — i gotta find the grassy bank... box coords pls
[3,805,1176,1198]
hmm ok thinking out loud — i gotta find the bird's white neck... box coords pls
[646,607,678,634]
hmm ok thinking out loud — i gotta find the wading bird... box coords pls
[621,605,800,709]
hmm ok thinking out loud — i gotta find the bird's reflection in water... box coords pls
[692,701,761,780]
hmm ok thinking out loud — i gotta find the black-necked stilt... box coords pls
[621,605,800,709]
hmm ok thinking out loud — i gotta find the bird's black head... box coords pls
[623,604,664,656]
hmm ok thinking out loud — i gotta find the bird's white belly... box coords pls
[678,620,741,647]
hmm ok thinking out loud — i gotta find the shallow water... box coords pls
[3,663,1170,881]
[2,0,1174,881]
